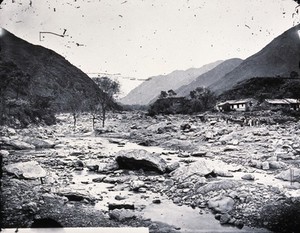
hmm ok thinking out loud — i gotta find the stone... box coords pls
[55,187,96,202]
[166,162,180,172]
[241,174,255,181]
[191,151,207,157]
[275,168,300,182]
[269,161,285,169]
[4,161,46,179]
[3,139,35,150]
[152,199,161,204]
[0,150,9,156]
[130,180,145,191]
[109,209,136,221]
[220,213,231,225]
[197,180,238,194]
[162,139,195,151]
[208,196,235,213]
[23,137,55,149]
[262,161,270,170]
[115,195,127,201]
[171,159,231,182]
[115,149,167,173]
[92,175,106,183]
[108,203,135,210]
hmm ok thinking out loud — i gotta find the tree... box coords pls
[0,60,31,125]
[189,87,216,112]
[167,89,177,97]
[159,91,168,99]
[93,77,120,127]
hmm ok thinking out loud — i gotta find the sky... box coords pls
[0,0,299,97]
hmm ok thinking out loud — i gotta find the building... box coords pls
[263,99,300,110]
[216,98,255,112]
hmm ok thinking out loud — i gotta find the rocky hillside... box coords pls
[119,60,223,106]
[219,76,300,101]
[176,58,243,97]
[0,29,103,111]
[209,24,300,95]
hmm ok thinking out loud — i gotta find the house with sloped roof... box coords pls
[263,98,300,110]
[216,98,255,112]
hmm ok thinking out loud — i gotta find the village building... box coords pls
[216,98,255,112]
[263,98,300,110]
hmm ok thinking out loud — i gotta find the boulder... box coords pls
[197,180,238,194]
[269,161,286,169]
[130,180,145,191]
[171,159,231,181]
[4,161,46,179]
[109,209,136,221]
[241,174,255,181]
[262,161,270,170]
[208,195,235,213]
[166,162,180,172]
[275,168,300,182]
[23,137,55,149]
[115,149,167,173]
[162,139,196,151]
[55,187,96,202]
[3,139,35,150]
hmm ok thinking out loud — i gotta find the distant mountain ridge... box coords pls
[175,58,243,97]
[209,24,300,95]
[119,60,223,105]
[0,28,103,110]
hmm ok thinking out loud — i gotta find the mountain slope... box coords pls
[209,24,300,95]
[119,60,223,105]
[0,29,103,110]
[175,58,243,97]
[219,77,300,101]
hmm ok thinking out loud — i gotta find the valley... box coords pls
[1,111,300,232]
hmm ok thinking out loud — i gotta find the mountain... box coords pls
[0,28,103,111]
[219,76,300,101]
[209,24,300,95]
[175,58,243,97]
[119,60,223,106]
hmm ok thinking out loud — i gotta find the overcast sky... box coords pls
[0,0,299,96]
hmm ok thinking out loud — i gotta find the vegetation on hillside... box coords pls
[148,87,217,116]
[219,75,300,102]
[0,59,56,127]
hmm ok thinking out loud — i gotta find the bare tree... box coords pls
[93,77,120,127]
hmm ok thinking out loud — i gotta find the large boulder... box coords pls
[23,137,55,149]
[171,159,232,181]
[54,187,97,202]
[4,161,46,179]
[197,180,238,194]
[115,149,167,173]
[275,168,300,182]
[2,139,35,150]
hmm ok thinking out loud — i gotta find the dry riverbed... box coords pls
[1,111,300,232]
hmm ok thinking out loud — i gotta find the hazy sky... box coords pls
[0,0,299,96]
